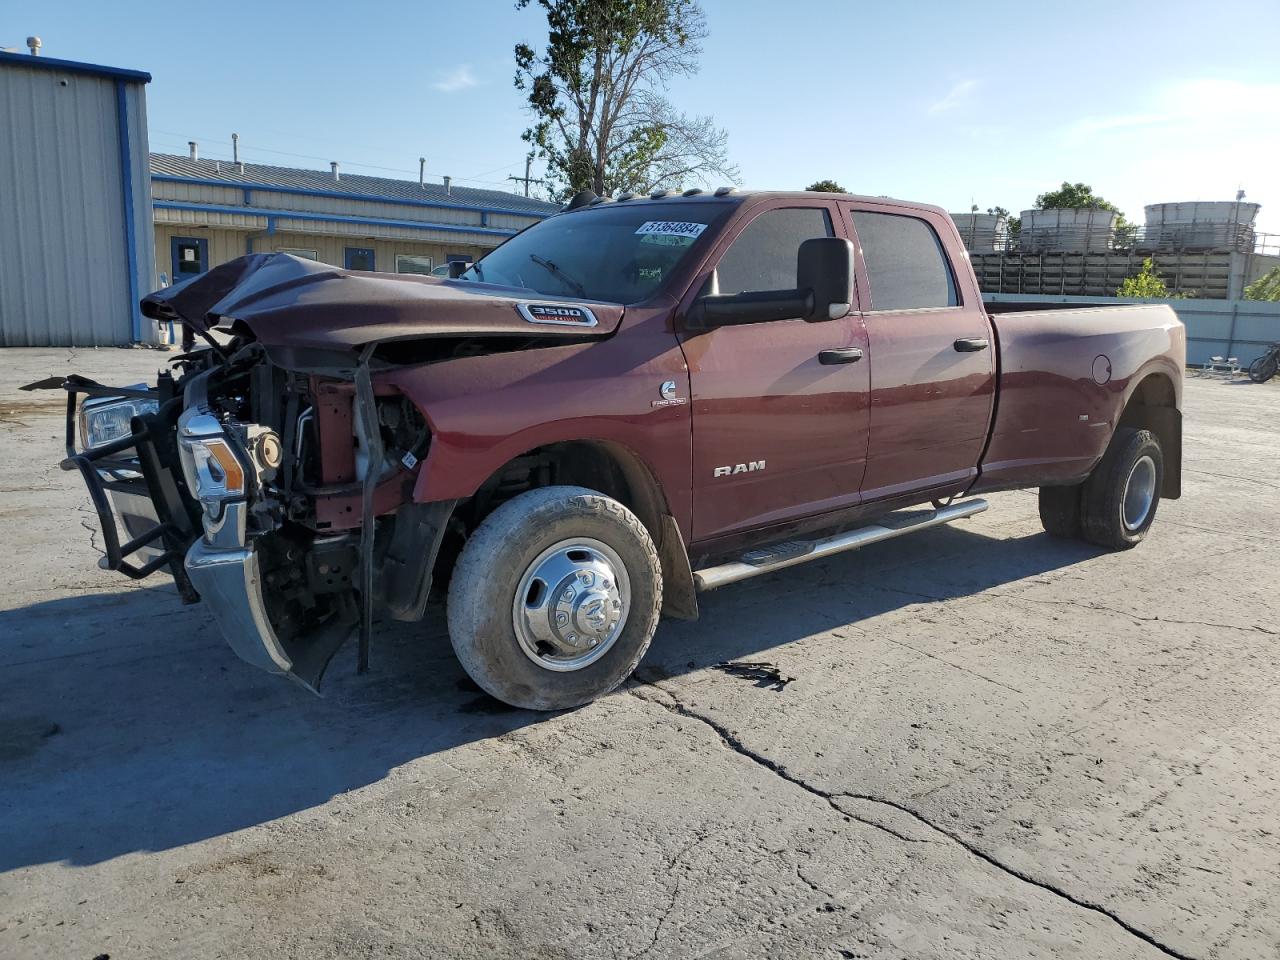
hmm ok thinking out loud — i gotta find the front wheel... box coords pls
[446,486,662,711]
[1080,428,1163,550]
[1248,352,1278,384]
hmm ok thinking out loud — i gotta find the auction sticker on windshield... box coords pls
[634,221,708,239]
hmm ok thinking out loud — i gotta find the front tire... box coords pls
[1080,428,1163,550]
[1248,353,1278,384]
[446,486,662,710]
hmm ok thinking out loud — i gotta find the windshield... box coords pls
[461,203,730,304]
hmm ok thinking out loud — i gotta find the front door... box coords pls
[345,247,376,271]
[678,201,871,543]
[842,204,995,501]
[170,236,208,285]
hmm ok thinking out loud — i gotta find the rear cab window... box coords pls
[848,210,959,311]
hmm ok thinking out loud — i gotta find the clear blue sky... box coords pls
[9,0,1280,231]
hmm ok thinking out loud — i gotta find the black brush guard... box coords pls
[36,376,201,602]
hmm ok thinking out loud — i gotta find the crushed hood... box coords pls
[141,253,624,350]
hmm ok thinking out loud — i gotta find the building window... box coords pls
[345,247,376,271]
[395,254,434,275]
[277,247,319,260]
[850,211,958,311]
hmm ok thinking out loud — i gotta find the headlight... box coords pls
[79,395,158,450]
[179,436,247,508]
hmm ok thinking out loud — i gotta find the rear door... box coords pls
[677,200,871,542]
[842,204,995,501]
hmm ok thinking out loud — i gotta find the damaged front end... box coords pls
[30,252,616,692]
[30,342,448,693]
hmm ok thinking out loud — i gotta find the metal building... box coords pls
[150,151,559,285]
[0,50,156,346]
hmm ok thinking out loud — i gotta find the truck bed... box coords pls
[975,303,1185,493]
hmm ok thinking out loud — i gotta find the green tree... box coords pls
[514,0,738,199]
[805,179,846,193]
[1244,266,1280,301]
[1035,181,1130,236]
[1117,258,1186,298]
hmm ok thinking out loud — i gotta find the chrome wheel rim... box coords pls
[512,538,630,672]
[1122,455,1157,531]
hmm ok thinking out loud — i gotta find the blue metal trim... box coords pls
[245,218,276,255]
[153,200,519,237]
[0,50,151,82]
[115,80,143,342]
[150,173,552,220]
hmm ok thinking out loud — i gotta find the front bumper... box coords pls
[186,536,356,692]
[185,541,293,675]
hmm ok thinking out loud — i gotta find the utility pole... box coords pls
[508,153,544,198]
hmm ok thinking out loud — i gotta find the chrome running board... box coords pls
[692,498,988,591]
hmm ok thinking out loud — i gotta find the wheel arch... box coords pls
[460,439,698,620]
[1117,372,1181,499]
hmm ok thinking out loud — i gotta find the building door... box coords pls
[677,201,871,543]
[842,204,996,502]
[170,237,208,284]
[345,247,376,271]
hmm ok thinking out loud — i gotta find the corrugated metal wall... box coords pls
[0,59,154,346]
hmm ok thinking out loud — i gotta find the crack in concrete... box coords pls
[78,517,104,557]
[1183,468,1280,491]
[1006,596,1280,637]
[630,674,1199,960]
[628,827,725,960]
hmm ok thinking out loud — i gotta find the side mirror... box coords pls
[797,237,854,322]
[448,260,470,279]
[688,236,855,329]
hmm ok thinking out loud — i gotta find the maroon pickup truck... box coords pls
[31,189,1184,709]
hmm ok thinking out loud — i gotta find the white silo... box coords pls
[1019,208,1117,253]
[1142,200,1260,251]
[950,213,1007,252]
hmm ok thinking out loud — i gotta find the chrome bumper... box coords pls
[185,541,294,675]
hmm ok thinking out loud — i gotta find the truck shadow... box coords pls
[0,521,1097,871]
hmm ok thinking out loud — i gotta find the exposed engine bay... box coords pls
[37,339,439,691]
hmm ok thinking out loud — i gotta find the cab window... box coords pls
[716,207,834,295]
[851,211,958,311]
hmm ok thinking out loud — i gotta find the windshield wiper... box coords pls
[528,255,586,298]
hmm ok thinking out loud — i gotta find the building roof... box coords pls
[0,50,151,82]
[150,154,559,218]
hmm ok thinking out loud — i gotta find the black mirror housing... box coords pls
[687,235,855,330]
[690,289,811,328]
[448,260,470,279]
[797,237,854,322]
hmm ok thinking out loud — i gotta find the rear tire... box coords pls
[1038,485,1083,539]
[446,485,662,711]
[1248,354,1278,384]
[1080,427,1163,550]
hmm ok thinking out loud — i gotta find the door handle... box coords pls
[953,337,989,352]
[818,347,864,365]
